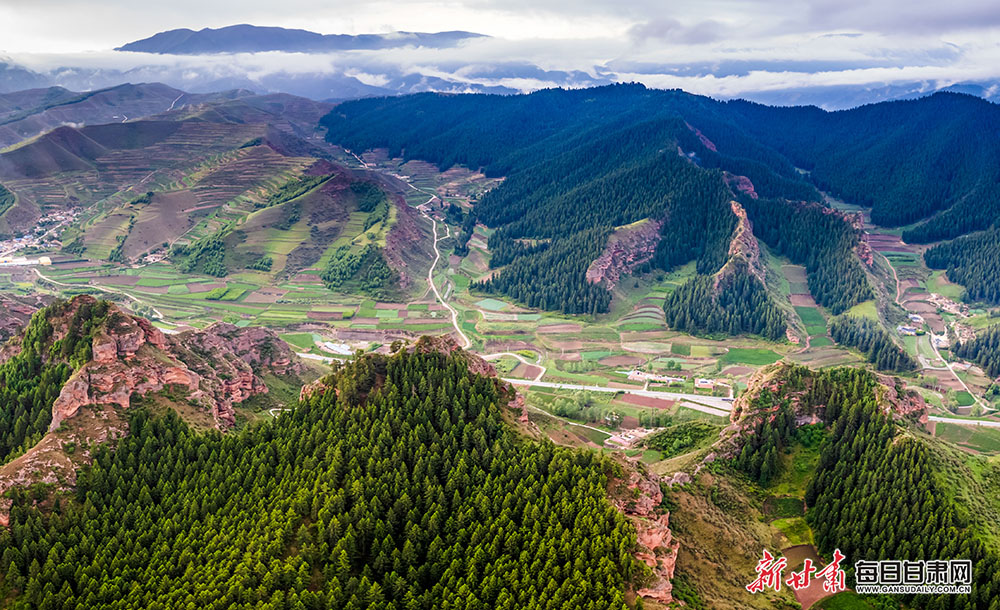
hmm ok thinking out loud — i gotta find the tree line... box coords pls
[0,299,111,465]
[829,316,918,372]
[732,364,1000,608]
[739,195,872,314]
[954,325,1000,378]
[663,261,786,340]
[924,228,1000,305]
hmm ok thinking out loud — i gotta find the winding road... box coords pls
[420,205,471,349]
[928,415,1000,428]
[882,250,990,411]
[34,268,166,321]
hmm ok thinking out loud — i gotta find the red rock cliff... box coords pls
[45,297,302,431]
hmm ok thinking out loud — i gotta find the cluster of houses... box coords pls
[898,314,927,336]
[624,369,718,390]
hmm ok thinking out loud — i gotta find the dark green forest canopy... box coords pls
[829,315,918,372]
[733,365,1000,608]
[324,86,821,315]
[925,228,1000,305]
[662,261,786,340]
[0,346,638,610]
[954,324,1000,378]
[324,85,1000,317]
[738,195,872,314]
[323,85,1000,244]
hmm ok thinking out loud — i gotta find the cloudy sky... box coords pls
[2,0,1000,103]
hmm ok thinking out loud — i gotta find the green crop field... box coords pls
[795,306,827,335]
[720,348,783,366]
[935,423,1000,453]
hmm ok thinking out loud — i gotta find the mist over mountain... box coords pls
[116,24,487,54]
[0,25,999,108]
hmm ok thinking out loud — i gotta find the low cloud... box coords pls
[628,18,728,45]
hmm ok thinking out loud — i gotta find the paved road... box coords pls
[928,415,1000,428]
[482,352,547,381]
[501,378,733,416]
[294,352,343,364]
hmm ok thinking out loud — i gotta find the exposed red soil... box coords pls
[904,301,937,313]
[82,275,140,286]
[790,293,819,307]
[537,323,582,334]
[866,233,916,253]
[617,394,677,410]
[599,355,646,366]
[585,219,662,289]
[243,289,286,304]
[511,364,542,379]
[722,366,754,376]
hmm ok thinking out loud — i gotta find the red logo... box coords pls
[747,549,847,594]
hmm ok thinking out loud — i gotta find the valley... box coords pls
[1,83,1000,610]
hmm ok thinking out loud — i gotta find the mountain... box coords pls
[322,84,1000,313]
[117,24,487,54]
[0,86,435,304]
[0,328,642,609]
[0,83,252,150]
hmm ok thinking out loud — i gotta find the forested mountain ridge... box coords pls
[319,85,888,323]
[0,336,643,610]
[727,364,1000,608]
[724,92,1000,241]
[323,85,1000,314]
[0,296,305,505]
[323,86,822,321]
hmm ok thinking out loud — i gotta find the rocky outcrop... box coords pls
[724,172,758,199]
[585,219,662,289]
[876,373,928,422]
[714,200,765,287]
[409,335,497,377]
[0,294,47,343]
[47,296,301,431]
[384,189,431,290]
[609,459,679,605]
[722,362,928,458]
[685,121,718,152]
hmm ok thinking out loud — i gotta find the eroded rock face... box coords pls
[585,219,663,289]
[715,200,765,287]
[48,297,301,431]
[609,459,679,605]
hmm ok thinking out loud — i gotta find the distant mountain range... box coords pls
[0,25,998,109]
[116,24,487,54]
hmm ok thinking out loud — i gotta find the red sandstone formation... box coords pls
[610,460,679,605]
[685,122,718,152]
[724,172,758,199]
[585,219,663,289]
[20,296,302,431]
